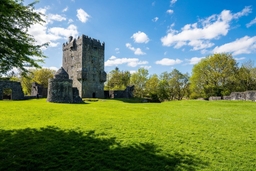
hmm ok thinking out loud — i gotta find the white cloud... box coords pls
[188,40,214,50]
[126,43,146,55]
[155,58,182,66]
[170,0,177,5]
[140,65,152,70]
[246,17,256,28]
[161,7,252,51]
[62,7,68,12]
[77,8,90,23]
[43,66,59,71]
[233,6,251,19]
[27,7,79,49]
[68,19,74,24]
[167,9,174,14]
[234,57,245,61]
[213,36,256,55]
[105,56,148,67]
[47,14,66,23]
[131,31,149,43]
[48,24,78,39]
[152,17,159,22]
[115,48,120,54]
[189,57,205,65]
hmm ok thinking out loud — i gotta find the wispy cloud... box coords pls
[152,17,159,22]
[213,36,256,55]
[188,57,205,65]
[115,48,120,54]
[234,57,245,61]
[156,58,182,66]
[47,14,66,23]
[62,6,68,12]
[246,17,256,28]
[170,0,177,6]
[77,8,90,23]
[126,43,146,55]
[167,9,174,14]
[161,6,252,51]
[105,56,148,67]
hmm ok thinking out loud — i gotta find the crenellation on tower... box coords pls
[62,34,106,98]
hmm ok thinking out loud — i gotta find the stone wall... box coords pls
[229,91,256,101]
[0,81,24,100]
[209,96,222,100]
[62,35,106,98]
[104,86,134,99]
[207,91,256,101]
[31,82,47,97]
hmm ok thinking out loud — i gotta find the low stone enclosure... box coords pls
[0,81,24,100]
[47,67,83,103]
[209,91,256,101]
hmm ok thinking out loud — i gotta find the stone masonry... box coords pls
[47,67,74,103]
[0,81,24,100]
[62,35,107,98]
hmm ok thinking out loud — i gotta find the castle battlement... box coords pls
[62,35,105,49]
[62,34,106,98]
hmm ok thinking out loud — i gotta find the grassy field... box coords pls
[0,99,255,170]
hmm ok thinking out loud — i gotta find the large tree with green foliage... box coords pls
[145,74,159,100]
[20,68,55,95]
[130,68,149,98]
[157,70,189,101]
[190,53,238,99]
[236,60,256,91]
[106,67,131,90]
[0,0,47,76]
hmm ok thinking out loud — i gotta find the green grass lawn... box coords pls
[0,99,255,170]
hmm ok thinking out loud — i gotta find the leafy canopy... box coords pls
[0,0,47,75]
[190,53,238,98]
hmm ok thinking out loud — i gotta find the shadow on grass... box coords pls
[0,127,207,170]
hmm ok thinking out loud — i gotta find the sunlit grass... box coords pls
[0,99,255,170]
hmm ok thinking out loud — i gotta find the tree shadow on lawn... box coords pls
[0,127,207,171]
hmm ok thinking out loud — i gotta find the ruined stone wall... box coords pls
[31,82,47,97]
[104,86,134,99]
[209,96,222,101]
[62,35,106,98]
[229,91,256,101]
[0,81,24,100]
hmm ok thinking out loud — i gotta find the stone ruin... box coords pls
[31,82,47,98]
[104,85,134,98]
[62,35,106,98]
[209,91,256,101]
[0,34,133,102]
[224,91,256,101]
[47,67,82,103]
[0,81,24,100]
[47,34,107,103]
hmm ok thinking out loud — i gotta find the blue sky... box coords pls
[24,0,256,75]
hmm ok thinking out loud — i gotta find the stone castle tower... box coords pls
[62,35,106,98]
